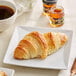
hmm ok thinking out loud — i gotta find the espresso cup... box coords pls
[0,0,22,32]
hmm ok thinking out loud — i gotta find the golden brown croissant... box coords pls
[44,32,68,55]
[14,31,68,60]
[0,71,7,76]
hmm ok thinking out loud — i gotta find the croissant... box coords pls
[14,31,68,60]
[0,71,7,76]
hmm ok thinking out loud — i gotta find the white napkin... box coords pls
[25,0,43,27]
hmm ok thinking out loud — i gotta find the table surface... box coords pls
[0,0,76,76]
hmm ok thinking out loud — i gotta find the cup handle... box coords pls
[16,3,25,17]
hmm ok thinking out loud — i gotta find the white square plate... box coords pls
[3,26,73,69]
[0,67,15,76]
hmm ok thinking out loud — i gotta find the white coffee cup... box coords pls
[0,0,23,32]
